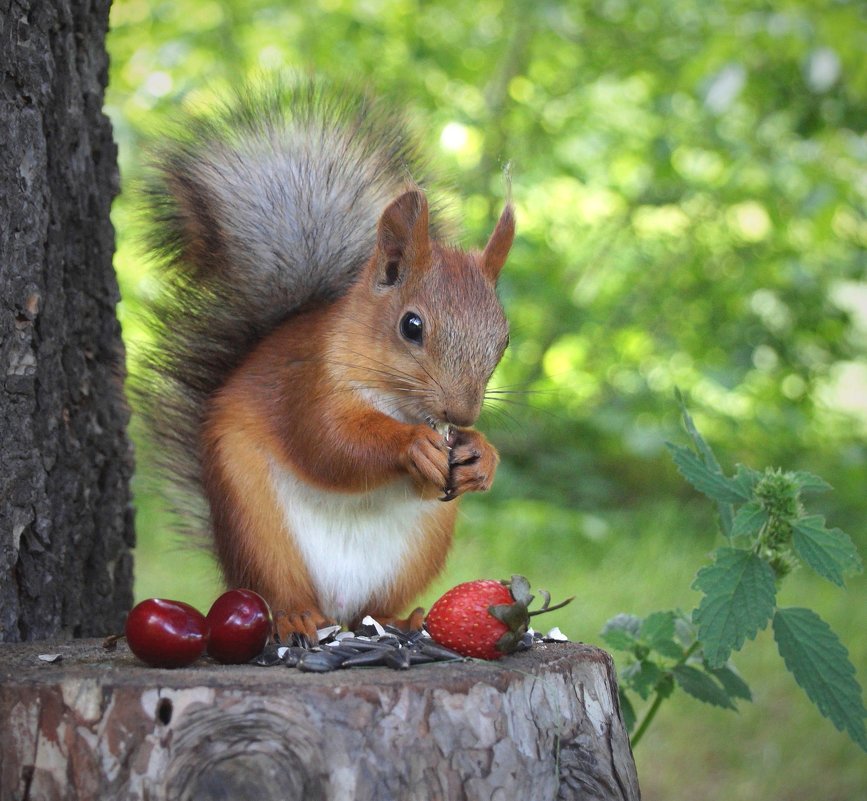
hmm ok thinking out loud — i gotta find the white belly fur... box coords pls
[269,459,438,623]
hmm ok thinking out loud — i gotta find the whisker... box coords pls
[484,395,567,423]
[478,404,522,433]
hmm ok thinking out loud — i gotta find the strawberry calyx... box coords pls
[488,575,574,655]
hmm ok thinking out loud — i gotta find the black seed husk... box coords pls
[341,650,390,668]
[384,648,412,670]
[297,650,346,673]
[418,641,467,661]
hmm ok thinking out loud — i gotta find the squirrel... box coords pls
[139,80,514,638]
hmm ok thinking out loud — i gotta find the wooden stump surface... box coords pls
[0,639,639,801]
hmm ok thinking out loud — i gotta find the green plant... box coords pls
[603,391,866,751]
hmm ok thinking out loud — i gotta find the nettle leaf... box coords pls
[674,614,698,648]
[639,611,683,659]
[773,607,867,752]
[672,665,737,710]
[675,387,722,472]
[707,665,752,702]
[653,639,686,660]
[622,660,663,700]
[601,613,642,651]
[618,688,636,733]
[732,464,762,498]
[692,548,777,668]
[731,500,769,539]
[791,516,863,587]
[790,471,833,493]
[673,389,737,537]
[603,629,637,652]
[640,611,675,645]
[666,443,747,505]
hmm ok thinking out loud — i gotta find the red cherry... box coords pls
[206,589,273,664]
[125,598,208,668]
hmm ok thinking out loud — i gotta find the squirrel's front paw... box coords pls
[404,426,450,498]
[443,429,499,500]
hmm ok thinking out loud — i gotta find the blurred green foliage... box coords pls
[106,1,867,797]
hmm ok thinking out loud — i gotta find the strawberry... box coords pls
[425,575,573,660]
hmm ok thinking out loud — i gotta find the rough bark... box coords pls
[0,0,134,641]
[0,640,640,800]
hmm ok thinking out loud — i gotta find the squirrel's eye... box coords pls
[400,312,424,344]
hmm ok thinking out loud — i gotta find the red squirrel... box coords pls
[140,80,514,636]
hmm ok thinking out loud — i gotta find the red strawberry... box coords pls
[426,579,518,660]
[425,575,572,660]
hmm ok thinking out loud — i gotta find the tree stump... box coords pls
[0,639,640,800]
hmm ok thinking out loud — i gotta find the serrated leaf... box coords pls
[792,516,863,587]
[622,660,663,700]
[707,665,752,702]
[639,612,683,659]
[674,614,698,648]
[675,387,723,472]
[652,639,686,660]
[672,665,737,709]
[673,388,736,536]
[666,443,748,504]
[692,548,777,668]
[790,471,833,493]
[601,614,642,651]
[732,464,762,498]
[602,629,637,652]
[656,673,676,699]
[731,500,769,539]
[773,607,867,752]
[640,612,682,659]
[640,611,676,646]
[618,688,636,733]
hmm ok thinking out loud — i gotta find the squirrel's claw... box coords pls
[444,429,499,499]
[274,608,334,645]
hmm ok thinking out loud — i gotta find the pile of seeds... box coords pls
[252,616,568,673]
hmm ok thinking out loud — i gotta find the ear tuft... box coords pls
[481,203,515,281]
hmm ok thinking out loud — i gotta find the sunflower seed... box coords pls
[384,648,412,670]
[297,649,347,673]
[341,650,390,668]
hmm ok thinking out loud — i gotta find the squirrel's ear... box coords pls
[375,189,431,286]
[481,203,515,281]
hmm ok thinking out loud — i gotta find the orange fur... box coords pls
[197,191,512,624]
[201,304,464,622]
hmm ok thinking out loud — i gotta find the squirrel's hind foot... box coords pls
[366,606,425,633]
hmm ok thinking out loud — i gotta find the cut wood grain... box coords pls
[0,639,640,800]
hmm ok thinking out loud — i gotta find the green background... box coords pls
[107,1,867,797]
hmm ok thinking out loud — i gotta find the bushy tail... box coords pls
[135,78,441,527]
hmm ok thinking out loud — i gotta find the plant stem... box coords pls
[629,641,701,748]
[630,692,664,748]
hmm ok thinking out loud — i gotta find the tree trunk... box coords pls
[0,639,640,800]
[0,0,133,641]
